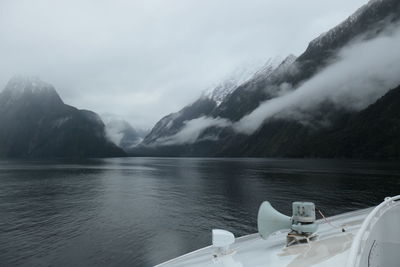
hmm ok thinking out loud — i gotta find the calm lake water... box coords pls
[0,158,399,267]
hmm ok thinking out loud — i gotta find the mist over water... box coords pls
[0,158,399,267]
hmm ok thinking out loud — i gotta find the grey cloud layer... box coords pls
[0,0,366,128]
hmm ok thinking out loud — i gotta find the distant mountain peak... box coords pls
[0,76,125,158]
[5,75,54,93]
[1,75,63,106]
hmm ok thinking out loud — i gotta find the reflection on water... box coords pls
[0,158,399,267]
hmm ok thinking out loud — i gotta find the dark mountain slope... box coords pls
[0,76,125,158]
[139,85,400,158]
[213,0,400,122]
[319,84,400,158]
[219,85,400,158]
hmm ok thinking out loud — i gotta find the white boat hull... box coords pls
[156,208,372,267]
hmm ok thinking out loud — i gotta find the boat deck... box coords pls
[155,208,372,267]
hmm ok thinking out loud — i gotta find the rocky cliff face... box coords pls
[0,76,125,158]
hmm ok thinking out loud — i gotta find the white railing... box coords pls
[346,195,400,267]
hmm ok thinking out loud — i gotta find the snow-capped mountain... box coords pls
[140,57,287,146]
[0,76,125,158]
[133,0,400,158]
[212,0,400,122]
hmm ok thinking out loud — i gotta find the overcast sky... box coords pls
[0,0,368,128]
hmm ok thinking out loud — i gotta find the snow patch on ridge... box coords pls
[310,0,387,48]
[5,76,54,95]
[204,57,284,106]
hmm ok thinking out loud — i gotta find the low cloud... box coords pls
[155,117,230,145]
[234,26,400,134]
[157,24,400,144]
